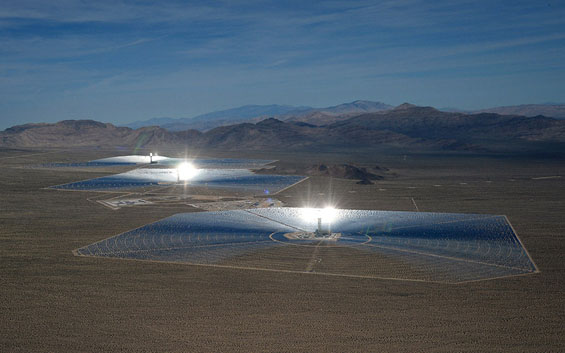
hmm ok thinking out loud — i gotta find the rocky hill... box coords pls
[0,120,194,149]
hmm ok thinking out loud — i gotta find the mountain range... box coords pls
[3,104,564,154]
[125,100,393,131]
[475,104,565,118]
[124,101,565,132]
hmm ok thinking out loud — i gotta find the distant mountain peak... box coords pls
[319,100,392,114]
[256,117,284,126]
[122,100,395,131]
[392,103,442,114]
[59,119,110,129]
[394,103,419,110]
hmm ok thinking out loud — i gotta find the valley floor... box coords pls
[0,148,564,352]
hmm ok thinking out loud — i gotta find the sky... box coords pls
[1,0,565,129]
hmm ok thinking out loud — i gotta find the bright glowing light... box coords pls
[177,162,199,181]
[300,206,338,223]
[322,206,337,223]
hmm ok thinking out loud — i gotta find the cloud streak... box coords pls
[1,0,564,129]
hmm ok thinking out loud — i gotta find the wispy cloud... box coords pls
[1,0,565,129]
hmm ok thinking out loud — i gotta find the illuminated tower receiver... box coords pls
[315,216,331,236]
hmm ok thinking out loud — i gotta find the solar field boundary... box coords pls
[361,241,532,273]
[503,215,540,273]
[72,209,540,285]
[71,210,286,257]
[272,176,310,195]
[73,247,541,285]
[71,212,184,257]
[77,239,277,257]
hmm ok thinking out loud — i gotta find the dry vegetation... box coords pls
[0,147,564,352]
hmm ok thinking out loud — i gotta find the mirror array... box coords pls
[41,155,276,168]
[49,155,305,194]
[51,168,304,193]
[75,208,538,284]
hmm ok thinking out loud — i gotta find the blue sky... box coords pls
[1,0,565,129]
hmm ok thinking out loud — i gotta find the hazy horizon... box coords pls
[2,0,565,130]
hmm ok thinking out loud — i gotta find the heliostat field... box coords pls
[75,208,538,284]
[48,155,306,194]
[50,168,305,193]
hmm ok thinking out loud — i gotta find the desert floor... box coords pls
[1,147,563,352]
